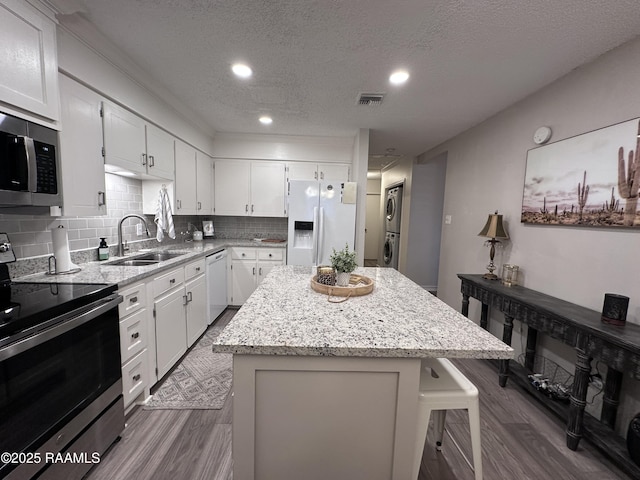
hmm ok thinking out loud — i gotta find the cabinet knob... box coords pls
[196,267,201,272]
[269,253,272,257]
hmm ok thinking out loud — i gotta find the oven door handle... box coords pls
[0,294,123,361]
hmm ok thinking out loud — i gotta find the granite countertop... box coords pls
[15,239,286,288]
[212,265,514,359]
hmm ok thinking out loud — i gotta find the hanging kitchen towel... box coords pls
[154,185,175,242]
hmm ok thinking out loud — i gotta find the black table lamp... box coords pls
[478,211,509,280]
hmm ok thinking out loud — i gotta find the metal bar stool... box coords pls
[412,357,483,480]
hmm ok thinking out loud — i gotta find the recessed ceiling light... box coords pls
[232,63,252,78]
[389,70,409,85]
[259,116,273,125]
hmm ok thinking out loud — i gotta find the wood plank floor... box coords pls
[87,310,631,480]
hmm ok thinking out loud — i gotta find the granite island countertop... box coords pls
[212,265,514,359]
[14,239,286,288]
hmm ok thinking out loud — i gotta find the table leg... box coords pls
[499,314,514,387]
[601,367,623,429]
[524,327,538,372]
[462,293,469,317]
[480,303,489,330]
[567,337,591,451]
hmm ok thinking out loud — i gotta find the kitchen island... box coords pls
[212,266,513,480]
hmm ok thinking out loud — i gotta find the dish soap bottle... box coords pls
[98,237,109,261]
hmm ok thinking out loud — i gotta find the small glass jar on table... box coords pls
[501,264,519,287]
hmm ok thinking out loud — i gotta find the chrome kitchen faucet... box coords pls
[117,214,150,256]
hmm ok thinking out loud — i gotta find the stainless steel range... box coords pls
[0,233,124,480]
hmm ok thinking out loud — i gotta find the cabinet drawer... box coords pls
[185,258,205,280]
[118,282,147,317]
[122,348,148,408]
[119,307,147,364]
[258,248,283,261]
[232,247,256,260]
[153,267,184,297]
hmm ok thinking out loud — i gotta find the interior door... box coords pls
[365,193,382,260]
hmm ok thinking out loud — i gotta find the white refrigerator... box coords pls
[287,180,357,266]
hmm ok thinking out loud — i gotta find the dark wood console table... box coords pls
[458,273,640,478]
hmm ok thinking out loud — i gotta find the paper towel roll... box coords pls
[51,225,79,273]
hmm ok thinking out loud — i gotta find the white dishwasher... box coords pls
[206,249,228,324]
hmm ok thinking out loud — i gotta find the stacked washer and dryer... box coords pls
[383,186,402,269]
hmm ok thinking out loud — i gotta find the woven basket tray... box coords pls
[310,274,374,297]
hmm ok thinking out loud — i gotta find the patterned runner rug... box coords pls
[144,313,233,410]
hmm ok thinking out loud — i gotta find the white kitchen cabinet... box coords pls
[196,152,214,215]
[214,160,286,217]
[154,279,187,379]
[230,247,285,305]
[185,270,207,347]
[152,260,207,380]
[214,160,251,216]
[117,282,151,412]
[58,75,107,216]
[0,0,59,121]
[175,141,214,215]
[287,162,350,181]
[103,101,175,180]
[174,140,198,215]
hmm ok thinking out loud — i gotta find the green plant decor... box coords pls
[330,243,357,273]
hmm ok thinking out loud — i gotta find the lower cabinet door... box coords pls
[122,348,148,409]
[186,274,207,347]
[231,260,256,305]
[155,287,187,379]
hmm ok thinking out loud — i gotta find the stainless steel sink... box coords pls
[104,251,185,266]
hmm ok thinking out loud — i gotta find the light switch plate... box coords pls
[445,215,452,225]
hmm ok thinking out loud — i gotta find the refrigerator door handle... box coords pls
[312,206,319,265]
[317,206,325,264]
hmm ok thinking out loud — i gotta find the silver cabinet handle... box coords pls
[130,296,138,303]
[183,294,189,305]
[187,291,193,302]
[314,171,318,180]
[149,155,155,167]
[245,204,249,213]
[133,374,141,382]
[251,204,254,213]
[259,267,262,275]
[253,267,256,275]
[320,171,324,179]
[142,153,147,166]
[98,191,106,206]
[195,267,201,272]
[197,201,202,210]
[170,278,176,284]
[131,332,140,339]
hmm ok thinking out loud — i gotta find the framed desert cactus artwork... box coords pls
[522,118,640,228]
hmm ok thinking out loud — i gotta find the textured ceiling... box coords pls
[52,0,640,160]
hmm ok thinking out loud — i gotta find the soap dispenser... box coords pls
[98,237,109,261]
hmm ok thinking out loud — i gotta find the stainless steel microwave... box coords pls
[0,112,60,207]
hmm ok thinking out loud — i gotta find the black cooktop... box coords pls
[0,282,118,345]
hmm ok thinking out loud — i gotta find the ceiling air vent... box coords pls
[357,93,384,106]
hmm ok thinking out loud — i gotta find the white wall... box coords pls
[426,36,640,436]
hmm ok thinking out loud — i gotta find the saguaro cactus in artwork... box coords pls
[618,121,640,226]
[577,171,589,221]
[604,187,620,213]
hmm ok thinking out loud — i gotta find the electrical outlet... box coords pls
[445,215,452,225]
[136,223,143,236]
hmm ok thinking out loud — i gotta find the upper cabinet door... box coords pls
[0,0,59,121]
[174,140,197,215]
[251,162,286,217]
[58,75,106,217]
[196,152,214,215]
[103,101,146,175]
[318,163,350,181]
[214,160,250,216]
[145,124,175,180]
[287,162,318,181]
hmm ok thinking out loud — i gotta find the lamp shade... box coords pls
[478,211,509,239]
